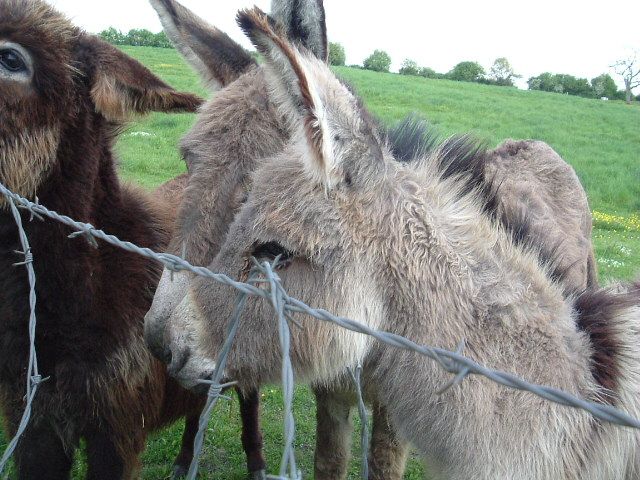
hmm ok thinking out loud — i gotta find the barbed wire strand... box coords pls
[0,197,45,473]
[264,261,300,480]
[186,272,260,480]
[2,181,640,479]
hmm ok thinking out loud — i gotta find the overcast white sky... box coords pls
[49,0,638,91]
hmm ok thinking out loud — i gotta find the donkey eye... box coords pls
[344,173,353,187]
[334,134,341,142]
[0,49,27,72]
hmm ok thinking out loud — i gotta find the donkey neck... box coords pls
[360,164,608,479]
[370,164,579,353]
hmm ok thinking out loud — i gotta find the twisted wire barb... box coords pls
[2,181,640,478]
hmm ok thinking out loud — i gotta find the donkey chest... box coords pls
[0,218,149,379]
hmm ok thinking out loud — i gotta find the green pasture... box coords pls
[1,45,638,479]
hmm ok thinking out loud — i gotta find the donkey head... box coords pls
[144,0,332,364]
[0,0,201,204]
[161,8,393,389]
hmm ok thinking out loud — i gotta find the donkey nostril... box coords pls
[146,336,173,364]
[168,346,190,377]
[162,347,172,365]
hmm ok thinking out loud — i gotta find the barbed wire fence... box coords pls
[2,180,640,479]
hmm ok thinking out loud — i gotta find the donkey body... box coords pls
[145,1,598,477]
[153,9,640,479]
[0,2,206,478]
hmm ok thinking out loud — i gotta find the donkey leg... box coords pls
[14,421,74,480]
[368,400,409,480]
[171,412,200,479]
[237,387,267,479]
[313,386,353,480]
[84,428,142,480]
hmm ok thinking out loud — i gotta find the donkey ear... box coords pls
[271,0,328,62]
[86,36,203,122]
[238,7,335,186]
[149,0,256,90]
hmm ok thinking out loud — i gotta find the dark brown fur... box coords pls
[0,1,204,478]
[575,287,638,401]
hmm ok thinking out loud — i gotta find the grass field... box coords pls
[1,45,639,479]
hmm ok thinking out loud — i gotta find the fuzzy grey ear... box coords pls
[86,36,203,122]
[238,7,336,186]
[271,0,328,62]
[149,0,256,90]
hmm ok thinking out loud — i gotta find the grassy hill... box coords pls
[1,45,638,479]
[116,46,640,282]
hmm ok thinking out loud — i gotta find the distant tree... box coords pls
[528,72,555,91]
[612,51,640,104]
[488,57,520,86]
[125,29,157,47]
[419,67,440,79]
[99,27,174,48]
[328,42,346,66]
[153,31,173,48]
[614,90,628,101]
[363,50,392,73]
[447,61,485,82]
[591,74,617,99]
[399,59,420,76]
[555,74,592,97]
[99,27,126,45]
[528,72,593,98]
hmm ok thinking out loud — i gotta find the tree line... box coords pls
[329,42,639,102]
[99,27,173,48]
[98,31,639,103]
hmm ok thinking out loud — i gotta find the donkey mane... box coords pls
[385,115,576,289]
[388,116,629,402]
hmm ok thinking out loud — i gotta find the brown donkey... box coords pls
[154,9,640,479]
[145,1,598,478]
[0,1,206,478]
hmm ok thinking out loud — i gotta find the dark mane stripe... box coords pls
[385,114,440,162]
[574,287,637,401]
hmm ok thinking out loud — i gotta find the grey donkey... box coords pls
[144,1,599,478]
[153,8,640,479]
[145,0,410,478]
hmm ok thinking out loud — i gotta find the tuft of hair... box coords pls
[384,114,440,163]
[574,287,639,402]
[393,115,500,218]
